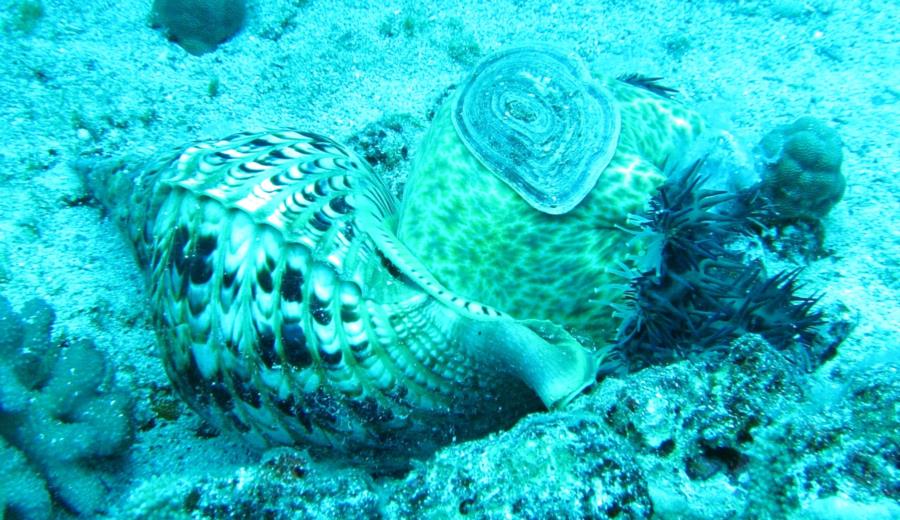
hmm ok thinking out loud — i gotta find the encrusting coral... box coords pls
[756,115,845,221]
[0,438,51,520]
[0,294,134,518]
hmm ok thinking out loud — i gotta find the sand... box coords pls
[0,0,897,516]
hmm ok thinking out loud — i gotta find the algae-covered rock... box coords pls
[752,358,900,512]
[581,335,806,517]
[119,415,651,519]
[113,331,894,519]
[757,116,845,221]
[151,0,246,55]
[118,449,381,519]
[348,113,422,175]
[578,333,896,517]
[387,412,652,518]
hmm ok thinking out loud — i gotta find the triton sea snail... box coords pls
[84,46,704,458]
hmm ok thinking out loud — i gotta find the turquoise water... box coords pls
[0,0,898,518]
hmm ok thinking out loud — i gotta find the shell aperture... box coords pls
[452,46,621,214]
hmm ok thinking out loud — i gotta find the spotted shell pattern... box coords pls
[95,130,596,456]
[91,47,705,458]
[399,63,706,343]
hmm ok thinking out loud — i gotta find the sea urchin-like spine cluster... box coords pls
[615,159,823,370]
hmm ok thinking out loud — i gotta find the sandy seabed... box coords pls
[0,0,897,517]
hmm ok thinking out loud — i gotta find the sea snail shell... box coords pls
[85,128,599,459]
[85,46,711,459]
[452,46,622,214]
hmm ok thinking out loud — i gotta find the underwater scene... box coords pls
[0,0,897,518]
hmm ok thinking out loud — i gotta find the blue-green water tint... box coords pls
[0,0,897,518]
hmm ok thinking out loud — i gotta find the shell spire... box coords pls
[81,129,599,459]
